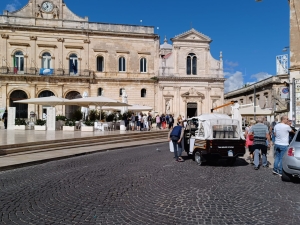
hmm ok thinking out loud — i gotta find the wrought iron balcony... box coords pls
[0,67,93,77]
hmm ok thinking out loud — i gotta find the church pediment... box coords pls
[181,87,205,98]
[172,29,211,43]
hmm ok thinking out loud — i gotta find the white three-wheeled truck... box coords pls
[183,113,246,166]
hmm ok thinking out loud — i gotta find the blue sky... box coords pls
[1,0,290,93]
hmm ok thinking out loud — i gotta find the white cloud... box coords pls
[224,60,239,72]
[225,60,239,68]
[250,72,272,81]
[5,0,21,12]
[224,71,244,93]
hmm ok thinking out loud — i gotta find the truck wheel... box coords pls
[194,150,204,166]
[282,169,292,182]
[227,158,236,166]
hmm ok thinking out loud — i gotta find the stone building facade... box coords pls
[0,0,224,119]
[289,0,300,124]
[224,75,289,122]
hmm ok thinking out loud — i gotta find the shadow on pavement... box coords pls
[181,153,249,167]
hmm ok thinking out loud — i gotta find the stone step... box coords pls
[0,131,168,156]
[0,130,168,150]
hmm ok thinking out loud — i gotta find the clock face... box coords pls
[41,1,54,13]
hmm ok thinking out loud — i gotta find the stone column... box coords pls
[159,85,164,114]
[173,86,181,116]
[205,87,211,114]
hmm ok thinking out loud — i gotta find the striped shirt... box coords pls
[249,123,269,146]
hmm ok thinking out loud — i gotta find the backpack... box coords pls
[170,126,182,138]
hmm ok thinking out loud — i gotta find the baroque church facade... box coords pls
[0,0,224,119]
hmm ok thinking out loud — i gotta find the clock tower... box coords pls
[34,0,63,19]
[3,0,88,22]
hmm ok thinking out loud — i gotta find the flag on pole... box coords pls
[13,57,18,74]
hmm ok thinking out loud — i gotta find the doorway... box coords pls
[187,102,197,118]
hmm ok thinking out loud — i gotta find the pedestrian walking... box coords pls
[130,113,135,131]
[147,112,152,131]
[245,120,256,164]
[270,118,278,143]
[287,119,297,144]
[248,117,271,170]
[139,112,143,131]
[2,110,7,129]
[273,116,294,176]
[143,113,148,131]
[136,113,142,131]
[161,114,166,129]
[168,114,174,129]
[168,118,184,162]
[156,115,161,129]
[122,113,129,131]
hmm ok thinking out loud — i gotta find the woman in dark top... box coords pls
[2,110,8,129]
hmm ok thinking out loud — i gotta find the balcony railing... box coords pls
[0,67,93,77]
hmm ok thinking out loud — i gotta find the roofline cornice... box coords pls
[224,75,286,98]
[158,76,225,82]
[0,24,159,39]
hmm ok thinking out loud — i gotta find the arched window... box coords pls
[97,56,104,72]
[69,54,78,75]
[140,58,147,73]
[186,53,197,75]
[141,89,146,98]
[119,57,126,72]
[14,51,24,74]
[10,90,28,118]
[98,88,103,96]
[65,91,81,119]
[38,90,55,98]
[42,52,51,69]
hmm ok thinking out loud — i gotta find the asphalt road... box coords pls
[0,143,299,225]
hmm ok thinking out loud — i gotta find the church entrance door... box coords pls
[187,103,197,118]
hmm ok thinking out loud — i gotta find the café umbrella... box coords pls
[68,96,131,120]
[14,96,72,106]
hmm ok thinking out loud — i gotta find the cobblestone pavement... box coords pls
[0,143,300,225]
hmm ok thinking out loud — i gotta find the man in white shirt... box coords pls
[273,116,294,176]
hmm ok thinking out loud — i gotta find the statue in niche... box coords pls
[35,4,43,18]
[166,101,170,114]
[122,90,128,104]
[53,6,59,19]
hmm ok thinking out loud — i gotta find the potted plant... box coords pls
[14,118,27,130]
[56,115,67,130]
[81,120,95,132]
[72,110,83,121]
[63,119,76,131]
[106,113,116,122]
[35,119,47,131]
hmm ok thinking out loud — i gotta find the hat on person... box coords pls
[249,120,256,125]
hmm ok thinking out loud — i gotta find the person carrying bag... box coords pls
[168,119,184,162]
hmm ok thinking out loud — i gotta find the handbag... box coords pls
[248,134,254,141]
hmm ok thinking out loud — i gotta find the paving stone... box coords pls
[0,143,299,224]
